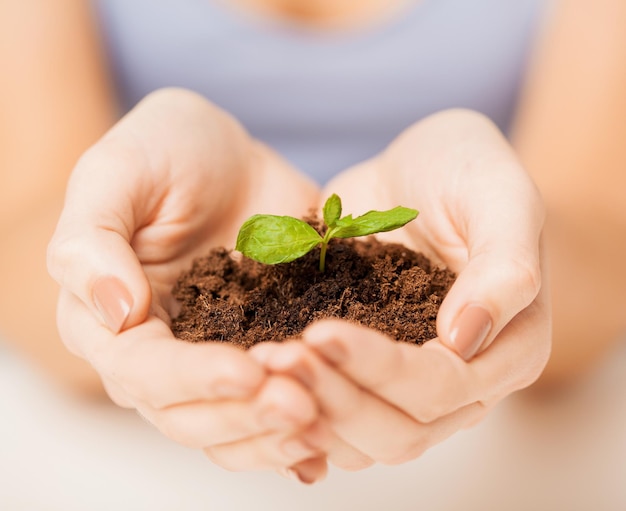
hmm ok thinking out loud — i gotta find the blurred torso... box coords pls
[94,0,547,183]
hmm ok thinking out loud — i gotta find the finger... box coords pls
[58,291,266,408]
[136,375,318,449]
[386,110,546,360]
[436,235,544,361]
[304,303,548,423]
[100,376,135,409]
[251,343,375,471]
[203,428,323,472]
[468,291,552,402]
[303,320,478,423]
[283,456,329,485]
[47,134,158,333]
[264,342,482,465]
[436,166,544,360]
[47,89,248,333]
[301,418,375,472]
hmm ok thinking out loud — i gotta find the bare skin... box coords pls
[0,0,116,395]
[226,0,415,28]
[46,94,549,481]
[0,0,624,429]
[511,0,626,386]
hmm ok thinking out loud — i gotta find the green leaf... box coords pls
[235,214,322,264]
[331,206,419,239]
[323,194,342,227]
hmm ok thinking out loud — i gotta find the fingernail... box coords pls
[449,304,492,361]
[309,340,347,365]
[285,467,317,485]
[92,276,133,333]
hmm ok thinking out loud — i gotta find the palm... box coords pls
[322,159,465,273]
[136,160,318,314]
[108,93,320,316]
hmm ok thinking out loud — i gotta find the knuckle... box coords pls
[217,411,254,440]
[414,406,443,425]
[201,447,227,468]
[496,300,552,395]
[509,258,542,304]
[107,393,134,409]
[413,400,451,424]
[202,447,246,472]
[517,342,551,391]
[281,342,312,362]
[157,412,202,449]
[328,390,365,424]
[98,344,148,404]
[169,347,200,395]
[46,234,74,284]
[102,381,134,409]
[56,321,84,360]
[366,344,406,390]
[411,349,466,423]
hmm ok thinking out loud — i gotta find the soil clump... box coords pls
[171,236,456,349]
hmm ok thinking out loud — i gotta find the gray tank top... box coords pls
[94,0,546,184]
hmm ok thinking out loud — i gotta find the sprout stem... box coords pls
[319,240,328,272]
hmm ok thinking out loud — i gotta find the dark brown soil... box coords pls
[171,235,456,349]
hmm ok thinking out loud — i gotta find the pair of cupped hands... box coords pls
[47,88,550,484]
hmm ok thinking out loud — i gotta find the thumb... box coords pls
[437,236,545,361]
[384,108,546,361]
[48,222,152,334]
[436,176,545,360]
[47,88,251,334]
[47,146,154,333]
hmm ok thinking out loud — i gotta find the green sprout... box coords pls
[235,194,418,272]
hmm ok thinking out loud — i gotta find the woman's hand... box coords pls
[47,88,325,473]
[256,109,551,470]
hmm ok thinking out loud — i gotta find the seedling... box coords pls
[235,194,418,272]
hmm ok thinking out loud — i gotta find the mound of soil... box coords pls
[171,236,455,349]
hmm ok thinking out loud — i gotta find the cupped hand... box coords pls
[257,109,551,470]
[47,88,324,473]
